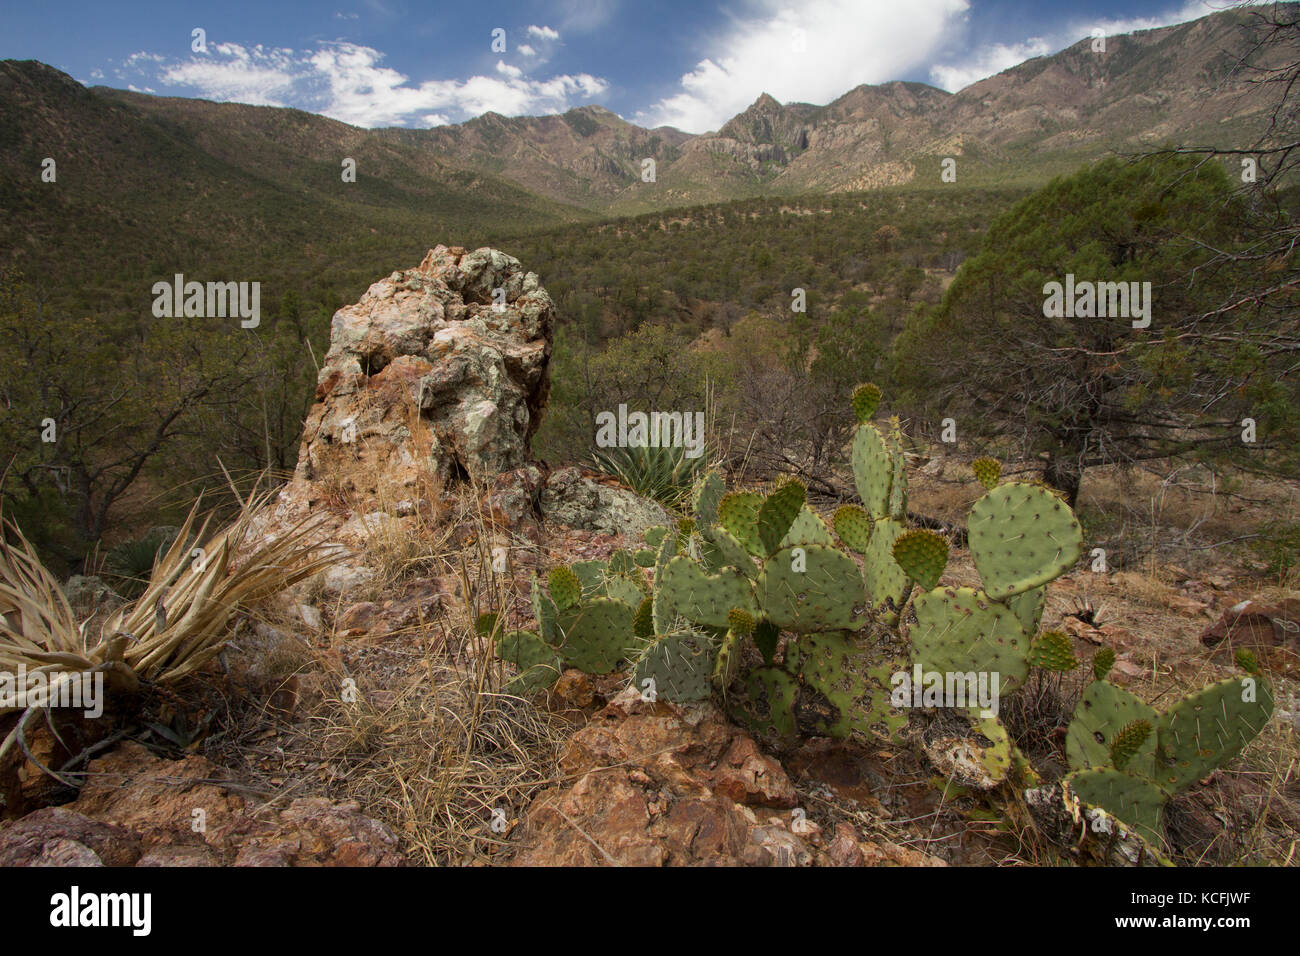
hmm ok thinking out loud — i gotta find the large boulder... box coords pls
[289,245,554,505]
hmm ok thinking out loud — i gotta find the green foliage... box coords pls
[895,154,1297,507]
[590,440,704,509]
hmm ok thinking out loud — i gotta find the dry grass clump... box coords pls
[0,483,340,760]
[301,533,569,865]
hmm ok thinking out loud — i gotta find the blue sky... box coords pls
[0,0,1258,133]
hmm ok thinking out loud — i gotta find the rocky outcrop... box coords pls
[289,245,555,506]
[0,742,403,866]
[509,687,944,867]
[538,467,671,538]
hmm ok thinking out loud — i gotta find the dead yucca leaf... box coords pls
[0,484,344,759]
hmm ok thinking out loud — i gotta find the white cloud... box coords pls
[929,39,1051,92]
[526,25,561,41]
[128,41,607,127]
[517,43,537,57]
[638,0,971,133]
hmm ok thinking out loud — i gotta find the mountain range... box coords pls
[0,6,1289,297]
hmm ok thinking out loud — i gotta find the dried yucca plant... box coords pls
[0,485,342,759]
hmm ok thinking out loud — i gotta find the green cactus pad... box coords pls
[602,574,646,609]
[794,631,907,740]
[910,587,1030,692]
[570,559,609,596]
[700,525,758,579]
[607,550,637,576]
[643,525,669,550]
[852,383,883,423]
[863,517,910,609]
[971,457,1002,491]
[651,528,681,634]
[660,557,755,629]
[1066,679,1158,776]
[832,505,873,553]
[731,665,798,737]
[1006,586,1047,636]
[557,597,635,674]
[968,482,1084,599]
[1027,630,1078,671]
[1111,720,1153,771]
[756,544,864,632]
[548,566,583,610]
[497,630,563,694]
[717,491,765,557]
[1064,768,1167,849]
[692,471,726,529]
[634,548,657,568]
[851,423,892,518]
[779,506,837,549]
[632,630,715,702]
[1153,677,1274,793]
[758,480,806,555]
[891,529,949,591]
[1093,647,1116,681]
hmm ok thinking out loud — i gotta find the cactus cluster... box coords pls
[488,385,1275,851]
[1062,651,1274,848]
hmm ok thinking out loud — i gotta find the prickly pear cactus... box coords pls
[757,481,806,555]
[633,630,715,702]
[852,421,893,518]
[971,457,1001,491]
[496,630,563,694]
[1026,630,1078,671]
[659,557,754,629]
[832,504,873,553]
[1064,767,1167,848]
[1153,677,1274,793]
[731,665,798,737]
[756,544,863,632]
[891,529,949,591]
[557,597,636,674]
[718,491,765,557]
[852,382,882,423]
[910,587,1030,691]
[792,630,908,740]
[1067,678,1159,778]
[967,483,1084,600]
[548,566,582,611]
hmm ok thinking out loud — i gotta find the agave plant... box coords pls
[590,439,705,509]
[0,485,342,760]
